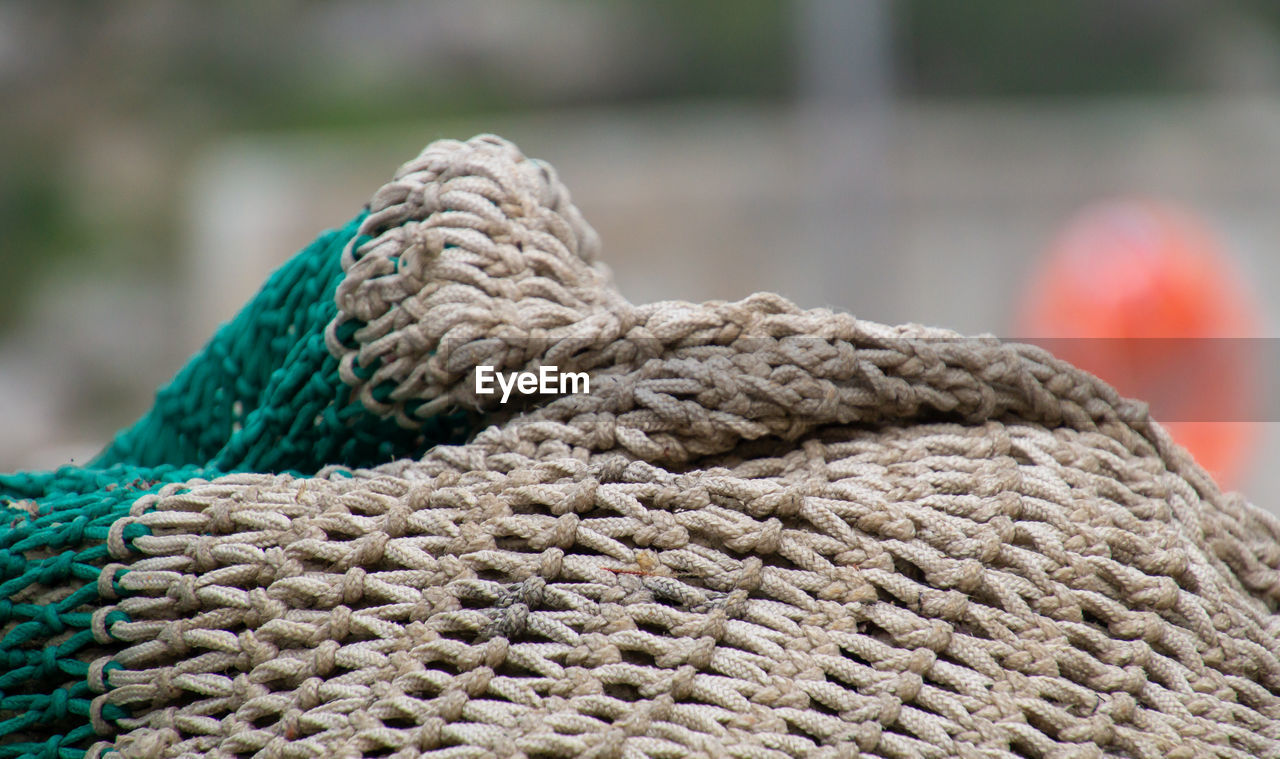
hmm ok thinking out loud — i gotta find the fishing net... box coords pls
[0,195,475,759]
[3,135,1279,759]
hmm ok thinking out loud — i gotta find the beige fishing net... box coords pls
[90,135,1280,758]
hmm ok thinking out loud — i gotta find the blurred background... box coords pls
[3,1,1280,506]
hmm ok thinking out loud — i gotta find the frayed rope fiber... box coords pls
[4,134,1280,759]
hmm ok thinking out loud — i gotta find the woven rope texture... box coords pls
[0,203,474,758]
[4,134,1280,759]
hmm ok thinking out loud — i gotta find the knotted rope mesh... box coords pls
[3,134,1280,758]
[0,188,475,758]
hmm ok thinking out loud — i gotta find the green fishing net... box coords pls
[0,212,475,758]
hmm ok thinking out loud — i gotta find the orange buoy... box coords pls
[1017,198,1263,489]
